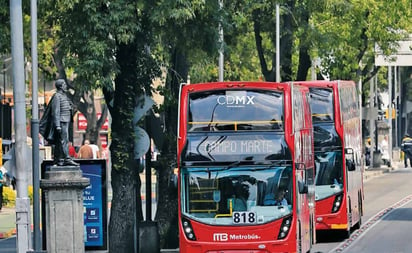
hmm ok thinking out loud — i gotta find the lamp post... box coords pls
[276,4,280,82]
[218,0,224,82]
[31,0,43,250]
[10,0,31,252]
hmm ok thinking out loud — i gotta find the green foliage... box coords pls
[1,186,35,207]
[311,0,412,81]
[28,185,34,205]
[2,187,16,207]
[0,2,10,54]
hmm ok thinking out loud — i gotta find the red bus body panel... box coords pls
[177,81,315,253]
[179,218,297,253]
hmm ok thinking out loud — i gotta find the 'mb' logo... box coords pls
[213,233,228,241]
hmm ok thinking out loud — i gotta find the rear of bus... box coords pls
[177,81,314,253]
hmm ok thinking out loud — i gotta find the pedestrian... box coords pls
[78,139,93,159]
[401,133,412,168]
[89,141,100,159]
[379,135,390,167]
[69,141,78,158]
[38,133,45,147]
[101,145,109,160]
[39,79,78,166]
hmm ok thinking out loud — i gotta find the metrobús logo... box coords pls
[213,233,261,241]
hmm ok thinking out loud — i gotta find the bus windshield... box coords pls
[188,90,284,131]
[181,166,293,225]
[309,87,333,123]
[314,151,343,200]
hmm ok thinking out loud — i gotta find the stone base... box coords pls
[41,165,90,253]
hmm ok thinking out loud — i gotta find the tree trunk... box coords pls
[252,8,275,82]
[74,90,108,145]
[155,48,187,248]
[280,0,295,82]
[296,45,311,81]
[296,8,311,81]
[109,166,140,252]
[108,42,143,253]
[156,151,178,248]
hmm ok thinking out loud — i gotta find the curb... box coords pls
[0,224,32,239]
[0,228,14,239]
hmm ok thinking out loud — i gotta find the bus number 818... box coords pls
[233,212,257,224]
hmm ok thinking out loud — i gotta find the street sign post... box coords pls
[375,36,412,66]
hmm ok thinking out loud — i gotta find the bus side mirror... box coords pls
[296,163,306,170]
[298,181,308,194]
[296,163,308,194]
[346,159,356,171]
[345,148,356,171]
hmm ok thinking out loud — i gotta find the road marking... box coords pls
[330,194,412,253]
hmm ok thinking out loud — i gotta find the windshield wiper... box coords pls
[314,146,341,152]
[261,160,292,166]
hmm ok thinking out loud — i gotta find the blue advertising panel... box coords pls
[42,159,108,251]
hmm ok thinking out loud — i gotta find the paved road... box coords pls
[0,237,16,253]
[342,196,412,253]
[313,166,412,253]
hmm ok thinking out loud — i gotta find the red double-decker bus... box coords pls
[296,80,363,237]
[177,81,315,253]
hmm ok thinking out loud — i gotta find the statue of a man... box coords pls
[40,79,79,166]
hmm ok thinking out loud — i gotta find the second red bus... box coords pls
[296,80,363,237]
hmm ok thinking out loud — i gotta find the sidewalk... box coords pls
[363,160,403,182]
[0,207,16,239]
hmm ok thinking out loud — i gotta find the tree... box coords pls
[150,0,222,247]
[48,1,162,252]
[311,1,408,82]
[37,1,109,145]
[223,0,411,84]
[0,1,107,145]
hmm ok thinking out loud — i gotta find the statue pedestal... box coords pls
[40,165,90,253]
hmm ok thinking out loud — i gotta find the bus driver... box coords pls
[264,188,288,206]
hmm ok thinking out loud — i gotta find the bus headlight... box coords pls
[332,193,343,213]
[182,217,197,241]
[277,216,292,239]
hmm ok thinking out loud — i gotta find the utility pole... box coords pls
[218,0,224,82]
[276,4,280,82]
[369,77,375,165]
[10,1,31,252]
[397,67,402,143]
[388,66,393,167]
[31,0,42,250]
